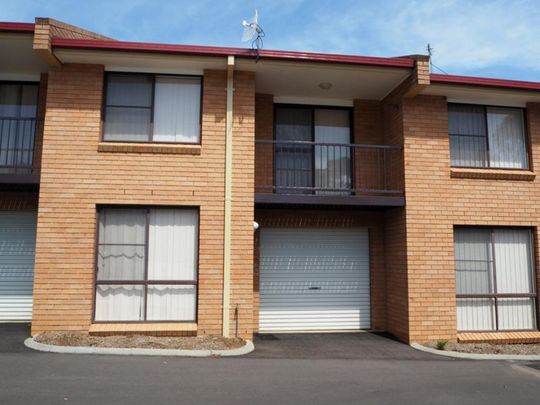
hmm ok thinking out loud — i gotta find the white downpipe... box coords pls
[223,55,235,337]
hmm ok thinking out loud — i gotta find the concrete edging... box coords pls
[411,342,540,361]
[24,337,255,357]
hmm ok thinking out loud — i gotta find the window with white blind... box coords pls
[454,227,537,331]
[103,73,201,143]
[94,207,198,322]
[448,104,528,169]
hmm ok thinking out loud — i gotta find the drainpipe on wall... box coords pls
[222,55,235,337]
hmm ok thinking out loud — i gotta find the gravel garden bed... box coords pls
[34,332,245,351]
[427,341,540,355]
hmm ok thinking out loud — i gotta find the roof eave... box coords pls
[51,38,416,69]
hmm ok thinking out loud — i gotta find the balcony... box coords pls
[255,140,404,206]
[0,117,41,184]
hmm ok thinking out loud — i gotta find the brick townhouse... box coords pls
[1,17,540,344]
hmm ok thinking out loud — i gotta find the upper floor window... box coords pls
[448,104,528,169]
[103,73,202,144]
[0,82,39,172]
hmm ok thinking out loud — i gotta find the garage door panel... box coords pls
[259,228,370,332]
[0,211,37,322]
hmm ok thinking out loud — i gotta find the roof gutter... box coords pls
[50,37,415,68]
[0,22,35,33]
[431,73,540,92]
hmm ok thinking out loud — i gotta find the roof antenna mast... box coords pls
[242,10,265,62]
[426,43,449,75]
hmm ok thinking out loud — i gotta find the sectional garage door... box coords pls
[0,211,37,321]
[259,228,370,332]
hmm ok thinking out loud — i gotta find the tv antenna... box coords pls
[426,43,448,75]
[242,10,265,62]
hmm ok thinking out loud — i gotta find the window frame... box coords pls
[0,80,40,118]
[448,103,531,170]
[101,72,204,145]
[454,225,538,332]
[272,103,355,194]
[92,205,200,323]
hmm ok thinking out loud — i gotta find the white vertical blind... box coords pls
[148,209,198,280]
[455,228,536,331]
[147,285,196,321]
[457,298,495,331]
[448,105,487,167]
[487,108,527,169]
[493,229,534,294]
[153,76,201,143]
[95,285,144,321]
[97,209,146,280]
[493,229,535,330]
[95,208,198,322]
[454,228,493,295]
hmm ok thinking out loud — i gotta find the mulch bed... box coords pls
[427,341,540,355]
[34,332,245,351]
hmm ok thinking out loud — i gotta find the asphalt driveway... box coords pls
[1,324,540,404]
[249,331,436,359]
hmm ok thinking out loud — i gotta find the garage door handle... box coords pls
[308,286,321,290]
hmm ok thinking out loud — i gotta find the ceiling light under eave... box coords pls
[318,82,333,90]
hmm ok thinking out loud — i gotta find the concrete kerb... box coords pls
[24,337,255,357]
[411,343,540,361]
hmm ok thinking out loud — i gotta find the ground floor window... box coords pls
[454,227,537,331]
[94,207,198,322]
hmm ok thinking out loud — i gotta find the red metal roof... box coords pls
[3,21,538,93]
[50,38,416,68]
[431,73,540,92]
[0,22,35,33]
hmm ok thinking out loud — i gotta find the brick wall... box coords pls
[31,64,255,338]
[33,73,48,171]
[381,98,408,341]
[253,209,387,332]
[254,94,273,193]
[402,96,540,342]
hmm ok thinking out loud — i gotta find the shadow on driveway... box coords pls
[0,323,31,353]
[248,332,443,360]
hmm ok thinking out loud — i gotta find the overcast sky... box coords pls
[1,0,539,81]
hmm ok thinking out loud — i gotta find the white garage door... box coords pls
[259,228,370,332]
[0,211,37,321]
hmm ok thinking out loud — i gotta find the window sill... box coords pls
[98,142,201,155]
[89,322,197,336]
[450,168,536,181]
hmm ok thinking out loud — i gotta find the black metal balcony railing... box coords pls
[0,117,40,175]
[255,140,403,195]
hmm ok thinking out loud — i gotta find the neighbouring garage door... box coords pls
[0,211,37,321]
[259,228,370,332]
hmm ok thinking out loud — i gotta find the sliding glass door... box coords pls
[274,105,352,195]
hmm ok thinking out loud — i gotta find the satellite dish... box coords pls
[241,9,265,61]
